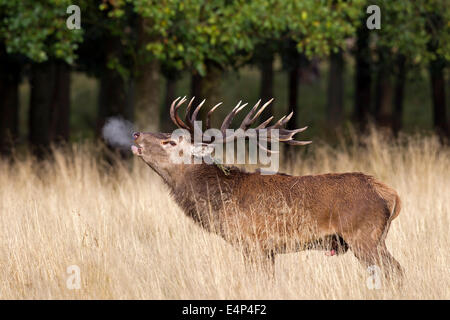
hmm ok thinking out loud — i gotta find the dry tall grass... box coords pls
[0,130,448,299]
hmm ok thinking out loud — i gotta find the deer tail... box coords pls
[368,177,402,244]
[368,177,402,221]
[389,193,402,221]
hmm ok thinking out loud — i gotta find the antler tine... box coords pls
[172,96,190,129]
[239,99,261,130]
[255,116,274,129]
[279,111,294,127]
[251,98,273,122]
[258,141,280,154]
[257,125,309,144]
[206,102,223,129]
[175,96,187,112]
[267,115,287,130]
[277,127,309,141]
[285,140,312,145]
[262,110,293,131]
[190,99,206,126]
[219,101,240,135]
[170,97,184,129]
[220,101,247,134]
[184,96,196,129]
[284,126,308,135]
[236,102,248,113]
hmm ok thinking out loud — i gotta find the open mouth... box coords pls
[131,144,142,155]
[131,132,143,155]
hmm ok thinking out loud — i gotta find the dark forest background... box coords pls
[0,0,449,158]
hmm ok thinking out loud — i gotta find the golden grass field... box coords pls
[0,130,449,299]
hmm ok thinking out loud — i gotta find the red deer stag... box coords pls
[131,97,403,281]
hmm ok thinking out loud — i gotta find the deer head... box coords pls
[131,97,311,181]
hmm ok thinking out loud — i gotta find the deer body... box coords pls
[132,97,403,280]
[160,162,400,262]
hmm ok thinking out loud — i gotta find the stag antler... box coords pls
[169,97,312,148]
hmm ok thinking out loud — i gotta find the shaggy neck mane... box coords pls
[161,162,244,227]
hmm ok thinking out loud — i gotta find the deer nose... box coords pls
[133,132,140,140]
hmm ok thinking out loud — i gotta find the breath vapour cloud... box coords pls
[102,117,135,150]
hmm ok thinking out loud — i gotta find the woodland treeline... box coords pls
[0,0,449,157]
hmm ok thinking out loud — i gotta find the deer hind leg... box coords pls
[266,251,276,280]
[376,243,403,281]
[351,241,403,283]
[341,222,403,285]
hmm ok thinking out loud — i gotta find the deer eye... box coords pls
[162,140,177,146]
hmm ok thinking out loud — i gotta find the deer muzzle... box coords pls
[131,132,143,155]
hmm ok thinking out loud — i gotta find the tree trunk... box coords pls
[162,76,177,131]
[327,50,344,129]
[259,52,274,123]
[425,12,448,140]
[374,49,394,130]
[0,50,20,155]
[134,60,160,131]
[191,73,202,101]
[429,57,448,138]
[29,61,72,156]
[190,62,222,125]
[29,62,55,157]
[354,25,372,130]
[135,17,160,131]
[287,57,300,131]
[96,35,132,136]
[201,64,222,109]
[49,62,71,143]
[393,55,406,135]
[283,62,300,158]
[97,65,130,134]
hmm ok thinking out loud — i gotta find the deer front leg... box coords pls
[241,248,276,279]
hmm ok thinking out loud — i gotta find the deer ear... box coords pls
[191,144,214,158]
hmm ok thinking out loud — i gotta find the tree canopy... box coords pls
[0,0,83,63]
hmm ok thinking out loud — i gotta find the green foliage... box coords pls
[1,0,447,71]
[101,0,366,75]
[128,0,257,75]
[0,0,83,64]
[247,0,365,57]
[365,0,450,63]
